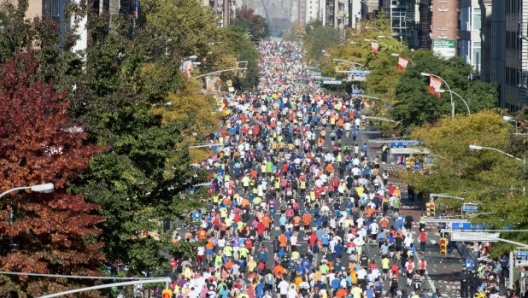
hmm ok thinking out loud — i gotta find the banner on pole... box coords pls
[370,41,379,54]
[428,76,442,98]
[397,55,409,71]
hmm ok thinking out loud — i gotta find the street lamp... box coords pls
[469,145,526,195]
[438,89,470,116]
[391,53,415,65]
[421,72,455,119]
[1,183,55,250]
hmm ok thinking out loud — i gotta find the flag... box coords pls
[370,41,379,54]
[428,76,442,98]
[397,55,410,71]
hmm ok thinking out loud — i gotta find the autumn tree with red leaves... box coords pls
[0,52,106,297]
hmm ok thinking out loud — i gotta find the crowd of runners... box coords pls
[157,41,524,298]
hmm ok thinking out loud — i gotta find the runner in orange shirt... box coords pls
[261,214,271,238]
[293,215,301,231]
[325,163,334,174]
[302,213,312,231]
[273,263,285,277]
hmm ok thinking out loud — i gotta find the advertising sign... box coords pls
[433,39,457,58]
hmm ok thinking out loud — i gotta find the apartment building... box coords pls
[458,0,482,76]
[304,0,319,24]
[430,0,458,58]
[361,0,378,19]
[379,0,419,49]
[489,0,528,111]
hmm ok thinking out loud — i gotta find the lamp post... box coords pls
[469,145,526,195]
[438,89,471,116]
[421,72,455,119]
[390,53,415,65]
[1,183,55,250]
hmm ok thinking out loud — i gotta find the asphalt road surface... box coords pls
[174,123,465,297]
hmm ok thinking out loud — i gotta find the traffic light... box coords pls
[439,237,448,256]
[162,289,172,298]
[426,201,435,217]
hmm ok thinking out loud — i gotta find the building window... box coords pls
[472,8,481,31]
[42,0,60,18]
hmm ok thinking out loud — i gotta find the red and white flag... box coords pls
[370,41,379,54]
[397,55,410,71]
[428,76,442,98]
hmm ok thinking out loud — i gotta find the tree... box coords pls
[0,52,105,297]
[399,110,528,255]
[303,21,341,65]
[139,0,224,64]
[0,0,217,282]
[390,50,498,130]
[223,25,260,91]
[233,8,270,42]
[67,3,214,277]
[0,0,84,91]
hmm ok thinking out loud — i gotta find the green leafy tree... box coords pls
[390,50,498,130]
[223,25,260,91]
[399,110,528,255]
[303,21,341,65]
[69,11,214,278]
[139,0,224,64]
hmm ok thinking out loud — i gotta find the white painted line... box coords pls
[430,240,437,245]
[425,270,436,294]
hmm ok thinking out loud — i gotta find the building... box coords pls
[458,0,482,77]
[416,0,432,50]
[361,0,378,19]
[348,0,361,28]
[430,0,459,58]
[479,0,492,82]
[205,0,233,27]
[304,0,319,24]
[3,0,90,56]
[489,0,528,111]
[379,0,419,49]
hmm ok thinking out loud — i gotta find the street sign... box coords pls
[390,148,430,155]
[450,222,484,230]
[389,140,423,148]
[444,222,500,242]
[322,77,342,85]
[515,249,528,267]
[461,204,479,212]
[450,231,500,242]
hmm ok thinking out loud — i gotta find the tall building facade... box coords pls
[459,0,482,77]
[430,0,458,58]
[379,0,419,49]
[479,0,492,82]
[361,0,378,19]
[489,0,528,111]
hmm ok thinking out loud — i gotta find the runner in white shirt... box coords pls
[278,280,289,296]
